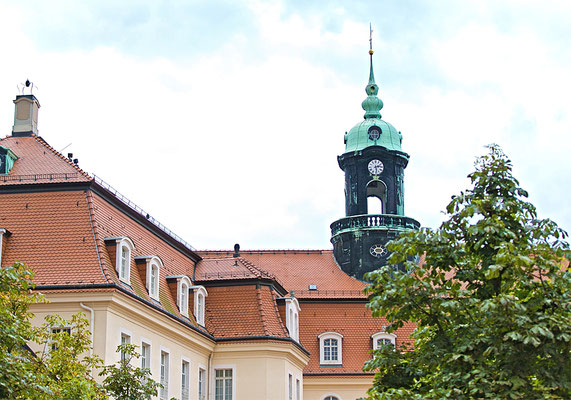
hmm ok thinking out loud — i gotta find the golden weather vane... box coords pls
[369,23,374,55]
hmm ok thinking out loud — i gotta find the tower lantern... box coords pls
[330,31,420,280]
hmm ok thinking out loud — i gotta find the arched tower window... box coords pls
[366,180,387,214]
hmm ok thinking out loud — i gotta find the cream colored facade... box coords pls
[28,290,310,400]
[303,376,373,400]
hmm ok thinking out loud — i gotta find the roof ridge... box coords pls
[33,135,92,180]
[239,257,275,279]
[200,249,330,254]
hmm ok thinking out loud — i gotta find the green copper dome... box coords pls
[344,119,402,153]
[343,49,403,153]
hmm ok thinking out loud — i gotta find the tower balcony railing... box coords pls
[330,214,420,236]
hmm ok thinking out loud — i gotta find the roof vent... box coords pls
[233,243,240,258]
[308,284,317,290]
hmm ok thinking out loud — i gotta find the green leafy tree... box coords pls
[32,314,106,400]
[0,262,104,399]
[100,343,161,400]
[364,145,571,400]
[0,261,45,398]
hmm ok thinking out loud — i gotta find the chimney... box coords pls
[12,95,40,137]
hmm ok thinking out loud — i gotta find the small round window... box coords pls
[368,126,381,141]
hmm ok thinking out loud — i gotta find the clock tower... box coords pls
[330,37,420,280]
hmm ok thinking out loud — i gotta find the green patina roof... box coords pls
[344,119,402,153]
[344,49,403,153]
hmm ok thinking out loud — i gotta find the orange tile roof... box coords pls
[0,135,91,185]
[195,257,282,285]
[199,250,368,299]
[298,302,415,373]
[205,284,289,338]
[0,191,105,285]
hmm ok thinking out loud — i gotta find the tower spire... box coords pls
[368,23,375,86]
[362,23,383,119]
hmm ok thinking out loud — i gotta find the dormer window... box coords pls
[177,276,191,317]
[285,297,300,342]
[110,237,134,284]
[0,145,18,175]
[372,332,396,350]
[192,286,207,326]
[318,332,343,365]
[145,256,163,301]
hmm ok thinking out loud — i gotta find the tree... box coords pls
[0,261,45,398]
[100,343,161,400]
[0,262,104,399]
[364,145,571,400]
[32,314,106,400]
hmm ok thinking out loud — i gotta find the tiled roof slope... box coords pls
[195,257,279,283]
[299,302,415,373]
[89,193,201,327]
[0,135,91,185]
[199,250,367,299]
[205,284,289,338]
[0,191,105,284]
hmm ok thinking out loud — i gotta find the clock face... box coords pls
[368,159,384,175]
[368,126,381,141]
[370,244,388,258]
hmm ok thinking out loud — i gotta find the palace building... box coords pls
[0,47,417,400]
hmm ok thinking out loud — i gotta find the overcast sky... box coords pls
[1,0,569,250]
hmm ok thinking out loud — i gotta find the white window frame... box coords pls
[140,338,152,371]
[372,332,397,350]
[318,332,343,365]
[115,237,134,284]
[212,364,235,400]
[146,256,163,301]
[192,286,208,326]
[181,357,191,400]
[285,297,300,341]
[177,276,192,317]
[120,328,132,362]
[198,365,207,400]
[159,347,170,400]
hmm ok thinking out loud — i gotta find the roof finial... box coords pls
[362,23,383,119]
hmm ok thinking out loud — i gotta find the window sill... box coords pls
[320,363,343,368]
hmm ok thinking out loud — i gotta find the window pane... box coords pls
[199,368,205,400]
[121,247,128,278]
[181,361,189,400]
[215,369,232,400]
